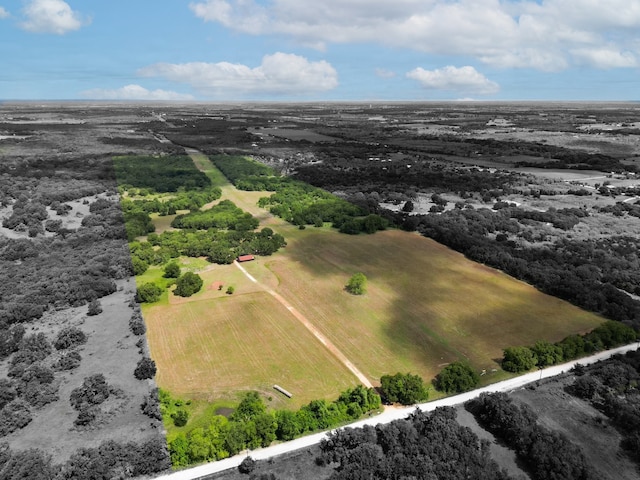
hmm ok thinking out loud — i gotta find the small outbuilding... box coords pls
[237,254,255,262]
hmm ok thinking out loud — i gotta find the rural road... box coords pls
[233,260,374,389]
[155,342,639,480]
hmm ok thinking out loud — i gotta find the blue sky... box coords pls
[1,0,639,101]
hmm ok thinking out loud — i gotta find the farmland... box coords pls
[144,290,357,410]
[142,156,605,411]
[245,228,604,383]
[3,102,639,478]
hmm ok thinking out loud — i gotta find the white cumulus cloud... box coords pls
[20,0,89,34]
[138,53,338,98]
[571,47,638,69]
[189,0,640,71]
[0,7,10,19]
[407,66,499,95]
[81,85,195,101]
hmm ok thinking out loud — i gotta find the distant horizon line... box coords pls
[2,99,639,106]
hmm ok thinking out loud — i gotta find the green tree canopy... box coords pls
[136,283,163,303]
[174,272,203,298]
[434,361,480,394]
[502,346,537,373]
[346,273,367,295]
[380,372,429,405]
[163,261,181,279]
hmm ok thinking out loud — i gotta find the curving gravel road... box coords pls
[155,342,639,480]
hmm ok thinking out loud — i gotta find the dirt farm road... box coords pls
[234,260,374,389]
[156,342,639,480]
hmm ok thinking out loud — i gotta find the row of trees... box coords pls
[113,155,211,193]
[466,392,594,480]
[167,386,381,467]
[318,407,512,480]
[502,320,638,373]
[0,436,170,479]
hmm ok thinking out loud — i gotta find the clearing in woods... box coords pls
[142,153,605,409]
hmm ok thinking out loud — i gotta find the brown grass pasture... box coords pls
[253,229,604,385]
[144,291,358,409]
[144,154,604,410]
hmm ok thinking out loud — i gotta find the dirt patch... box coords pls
[215,407,234,418]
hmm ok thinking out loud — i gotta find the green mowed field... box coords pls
[144,291,358,410]
[246,228,605,384]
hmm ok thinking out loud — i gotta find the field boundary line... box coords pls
[234,260,374,389]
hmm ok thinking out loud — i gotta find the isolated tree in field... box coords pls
[163,261,181,279]
[402,200,414,212]
[174,272,203,297]
[346,273,367,295]
[54,326,87,350]
[434,362,480,393]
[87,299,102,316]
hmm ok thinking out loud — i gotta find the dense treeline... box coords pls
[120,187,222,241]
[211,155,389,233]
[293,155,522,201]
[501,321,638,372]
[568,349,640,465]
[466,392,595,480]
[209,154,275,184]
[398,207,640,327]
[400,134,635,173]
[167,386,381,467]
[0,436,169,479]
[171,199,259,231]
[318,407,512,480]
[0,202,131,323]
[142,226,285,265]
[113,155,211,192]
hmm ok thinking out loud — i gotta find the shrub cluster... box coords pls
[134,357,157,380]
[54,326,87,351]
[129,311,147,336]
[69,374,111,427]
